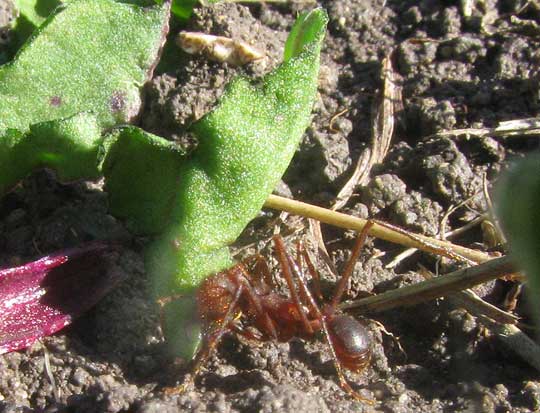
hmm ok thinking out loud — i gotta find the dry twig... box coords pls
[332,55,401,210]
[450,289,519,325]
[339,255,514,313]
[432,117,540,139]
[264,194,494,264]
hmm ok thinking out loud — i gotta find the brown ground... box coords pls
[1,1,540,412]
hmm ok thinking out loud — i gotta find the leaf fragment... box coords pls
[102,126,188,235]
[150,8,327,295]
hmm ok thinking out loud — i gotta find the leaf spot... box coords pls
[49,96,62,107]
[110,91,126,113]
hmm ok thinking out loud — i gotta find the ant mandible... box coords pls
[163,221,376,403]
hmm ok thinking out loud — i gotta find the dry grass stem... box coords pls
[482,172,507,246]
[339,255,515,313]
[332,55,401,211]
[439,193,481,241]
[370,55,401,166]
[450,289,519,325]
[480,316,540,372]
[42,344,60,401]
[328,108,349,133]
[264,194,494,264]
[418,266,519,325]
[332,149,372,211]
[421,270,538,373]
[432,117,540,139]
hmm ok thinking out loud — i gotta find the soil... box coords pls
[1,0,540,412]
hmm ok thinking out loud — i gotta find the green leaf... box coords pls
[496,154,540,325]
[102,126,188,235]
[171,0,198,21]
[150,7,327,293]
[0,113,104,194]
[144,8,328,358]
[0,0,170,135]
[14,0,61,28]
[0,0,170,195]
[283,8,328,62]
[153,0,197,22]
[11,0,62,47]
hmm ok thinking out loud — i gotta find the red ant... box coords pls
[163,222,376,402]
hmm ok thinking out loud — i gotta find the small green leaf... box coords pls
[497,154,540,325]
[283,8,328,62]
[171,0,198,21]
[0,0,170,196]
[14,0,62,26]
[153,0,197,22]
[150,7,327,294]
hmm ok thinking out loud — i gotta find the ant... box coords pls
[162,221,376,402]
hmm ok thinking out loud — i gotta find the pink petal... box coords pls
[0,243,122,354]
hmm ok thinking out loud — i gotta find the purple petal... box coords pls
[0,243,123,354]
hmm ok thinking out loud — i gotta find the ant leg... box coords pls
[319,318,375,404]
[232,264,280,339]
[227,264,280,340]
[277,237,331,323]
[273,235,315,334]
[273,236,375,403]
[229,321,264,342]
[243,254,274,293]
[164,285,244,395]
[294,242,315,306]
[297,242,324,303]
[371,219,475,264]
[156,293,185,336]
[330,221,375,309]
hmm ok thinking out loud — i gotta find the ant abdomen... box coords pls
[326,313,372,373]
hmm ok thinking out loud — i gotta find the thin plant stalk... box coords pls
[264,194,493,264]
[339,255,515,313]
